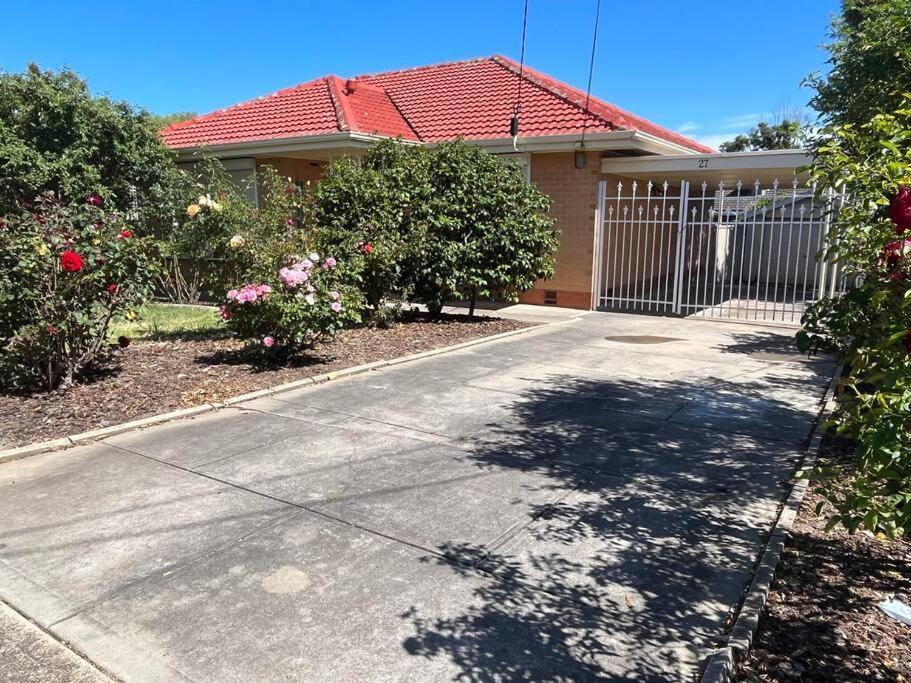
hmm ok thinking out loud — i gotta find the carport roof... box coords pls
[161,55,713,154]
[600,149,813,185]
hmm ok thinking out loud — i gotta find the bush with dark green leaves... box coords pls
[311,139,558,319]
[0,64,178,229]
[412,141,558,315]
[807,0,911,127]
[311,139,432,323]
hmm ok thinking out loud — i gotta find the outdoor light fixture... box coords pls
[574,149,587,169]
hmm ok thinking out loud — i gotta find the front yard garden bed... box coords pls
[0,304,532,450]
[738,432,911,681]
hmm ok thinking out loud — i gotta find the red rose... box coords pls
[890,187,911,234]
[45,324,59,335]
[107,283,118,295]
[119,229,133,239]
[87,193,103,207]
[363,242,374,254]
[59,250,84,272]
[883,240,902,266]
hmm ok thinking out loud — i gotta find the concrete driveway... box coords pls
[0,312,836,681]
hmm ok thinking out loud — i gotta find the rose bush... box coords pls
[798,97,911,537]
[221,252,360,354]
[157,157,309,303]
[0,192,157,389]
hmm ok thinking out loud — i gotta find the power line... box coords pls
[579,0,602,152]
[510,0,529,145]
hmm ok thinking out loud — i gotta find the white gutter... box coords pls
[171,131,396,161]
[171,129,708,161]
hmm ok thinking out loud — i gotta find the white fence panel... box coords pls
[593,177,847,324]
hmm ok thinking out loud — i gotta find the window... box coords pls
[496,152,531,182]
[176,157,259,207]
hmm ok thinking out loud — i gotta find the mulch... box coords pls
[0,313,532,450]
[739,432,911,682]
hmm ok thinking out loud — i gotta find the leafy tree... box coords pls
[413,140,559,316]
[0,64,178,227]
[149,111,196,130]
[807,0,911,126]
[719,119,804,152]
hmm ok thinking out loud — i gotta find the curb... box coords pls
[0,318,567,465]
[699,361,844,683]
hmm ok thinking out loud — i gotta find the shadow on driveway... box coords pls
[400,359,832,679]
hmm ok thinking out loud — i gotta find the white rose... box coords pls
[229,235,245,248]
[308,252,319,261]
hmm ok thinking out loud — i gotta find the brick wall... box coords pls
[521,151,602,309]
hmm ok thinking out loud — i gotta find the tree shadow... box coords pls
[712,330,835,365]
[399,357,833,680]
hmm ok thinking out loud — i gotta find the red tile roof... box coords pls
[162,56,712,153]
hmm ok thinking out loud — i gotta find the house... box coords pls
[162,56,809,312]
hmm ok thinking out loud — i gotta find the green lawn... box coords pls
[110,303,222,342]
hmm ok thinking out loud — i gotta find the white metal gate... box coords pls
[592,178,847,324]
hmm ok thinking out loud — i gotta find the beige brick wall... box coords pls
[521,151,602,309]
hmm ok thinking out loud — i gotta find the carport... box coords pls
[595,150,845,323]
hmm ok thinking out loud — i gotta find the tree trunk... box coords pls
[468,286,477,318]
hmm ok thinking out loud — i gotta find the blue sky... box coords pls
[2,1,839,147]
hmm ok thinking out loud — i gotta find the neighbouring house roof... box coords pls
[161,55,713,153]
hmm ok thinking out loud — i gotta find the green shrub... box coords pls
[0,65,178,232]
[311,139,431,323]
[0,192,157,390]
[798,98,911,537]
[311,139,559,319]
[411,141,559,315]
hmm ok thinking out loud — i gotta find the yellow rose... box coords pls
[35,242,49,256]
[187,204,201,217]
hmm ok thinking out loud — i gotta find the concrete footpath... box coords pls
[0,312,836,681]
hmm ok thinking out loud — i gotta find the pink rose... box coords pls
[329,291,340,301]
[279,267,308,287]
[331,302,342,313]
[324,257,337,268]
[262,336,274,348]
